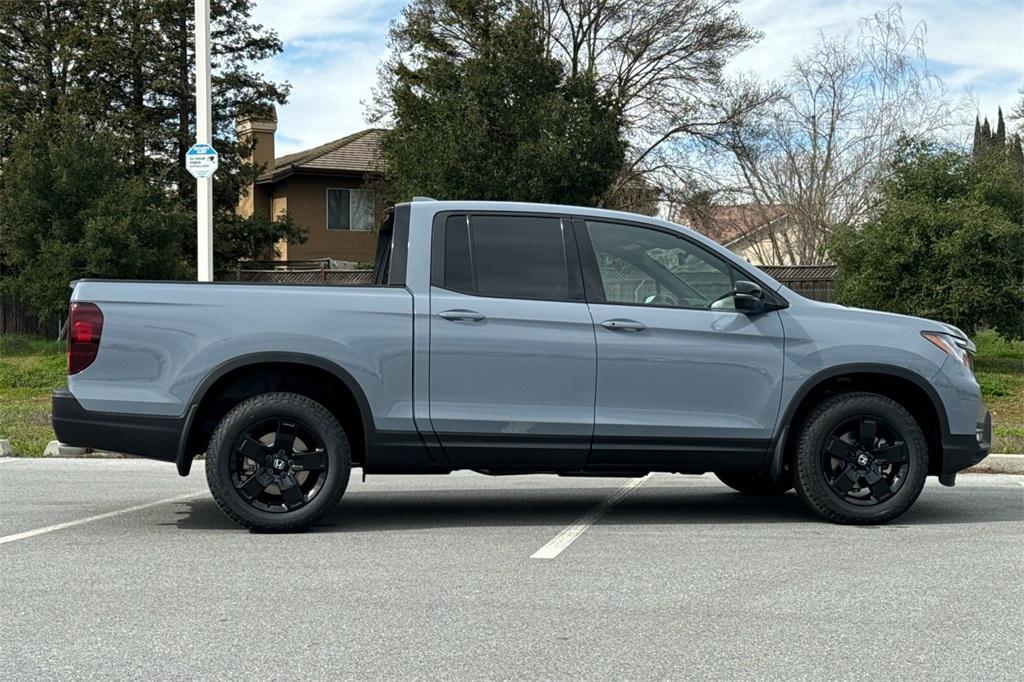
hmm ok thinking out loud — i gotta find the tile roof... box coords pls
[257,128,386,183]
[675,204,787,245]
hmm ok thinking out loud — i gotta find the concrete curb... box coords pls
[41,441,134,459]
[966,454,1024,475]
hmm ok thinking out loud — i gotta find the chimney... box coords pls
[236,105,277,172]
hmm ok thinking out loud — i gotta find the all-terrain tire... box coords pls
[206,392,351,532]
[793,392,928,525]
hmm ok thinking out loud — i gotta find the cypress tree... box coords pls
[972,115,983,157]
[1010,133,1024,182]
[995,107,1006,147]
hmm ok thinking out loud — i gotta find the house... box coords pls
[236,107,386,264]
[675,204,800,266]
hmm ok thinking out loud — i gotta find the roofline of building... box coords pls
[255,166,384,185]
[721,212,790,247]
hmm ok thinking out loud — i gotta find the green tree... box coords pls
[829,142,1024,339]
[0,116,191,318]
[0,0,293,271]
[205,212,306,271]
[375,0,625,205]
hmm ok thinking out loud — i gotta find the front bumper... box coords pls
[940,408,992,475]
[51,389,185,463]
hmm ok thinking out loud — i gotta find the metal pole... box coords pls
[195,0,213,282]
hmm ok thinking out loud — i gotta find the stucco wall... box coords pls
[278,174,379,263]
[242,174,382,263]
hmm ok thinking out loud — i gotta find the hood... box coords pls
[800,298,974,349]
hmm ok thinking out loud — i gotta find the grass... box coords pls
[1,329,1023,456]
[0,334,66,456]
[972,329,1024,454]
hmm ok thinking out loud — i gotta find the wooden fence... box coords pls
[0,293,61,337]
[760,265,836,302]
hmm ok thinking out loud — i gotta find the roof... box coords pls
[257,128,385,184]
[675,204,787,245]
[393,199,785,291]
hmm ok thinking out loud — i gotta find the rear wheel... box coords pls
[715,471,793,495]
[206,392,351,532]
[793,392,927,524]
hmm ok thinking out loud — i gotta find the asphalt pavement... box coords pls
[1,458,1022,680]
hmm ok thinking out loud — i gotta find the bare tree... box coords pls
[370,1,767,208]
[703,6,959,265]
[1011,84,1024,132]
[527,0,770,208]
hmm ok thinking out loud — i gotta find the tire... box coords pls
[793,392,928,525]
[715,471,793,495]
[206,392,351,532]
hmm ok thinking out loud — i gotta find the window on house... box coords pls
[326,188,374,231]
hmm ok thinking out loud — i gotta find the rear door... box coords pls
[575,218,785,471]
[428,212,596,470]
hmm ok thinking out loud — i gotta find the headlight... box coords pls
[922,331,974,372]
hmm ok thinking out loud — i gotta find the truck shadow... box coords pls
[170,483,1022,532]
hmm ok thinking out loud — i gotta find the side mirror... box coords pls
[733,280,764,312]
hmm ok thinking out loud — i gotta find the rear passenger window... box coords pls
[442,214,570,301]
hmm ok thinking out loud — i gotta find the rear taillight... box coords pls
[68,302,103,375]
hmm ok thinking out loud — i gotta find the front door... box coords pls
[575,218,785,471]
[428,213,596,470]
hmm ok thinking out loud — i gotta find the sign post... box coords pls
[193,0,214,282]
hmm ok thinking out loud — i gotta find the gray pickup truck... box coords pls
[53,200,990,530]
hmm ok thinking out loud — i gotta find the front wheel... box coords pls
[793,392,928,525]
[206,392,351,532]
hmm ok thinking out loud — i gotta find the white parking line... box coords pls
[0,492,205,546]
[531,475,649,559]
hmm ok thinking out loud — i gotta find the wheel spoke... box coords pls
[274,420,297,453]
[279,474,305,508]
[238,472,269,499]
[873,442,908,464]
[237,437,270,464]
[832,466,860,494]
[858,418,877,447]
[825,437,855,462]
[291,450,327,472]
[866,471,893,502]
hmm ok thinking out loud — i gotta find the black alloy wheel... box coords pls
[820,415,910,506]
[793,392,928,525]
[206,392,351,531]
[231,417,329,513]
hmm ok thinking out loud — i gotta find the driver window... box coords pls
[585,220,737,310]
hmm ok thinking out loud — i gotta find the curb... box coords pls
[966,454,1024,475]
[42,440,134,459]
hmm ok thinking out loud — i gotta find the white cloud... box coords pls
[250,0,403,156]
[251,0,397,43]
[730,0,1023,120]
[249,0,1023,156]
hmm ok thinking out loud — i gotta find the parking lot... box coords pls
[1,458,1022,680]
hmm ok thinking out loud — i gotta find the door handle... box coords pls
[601,319,646,332]
[439,309,486,322]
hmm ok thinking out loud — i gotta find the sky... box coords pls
[251,0,1024,157]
